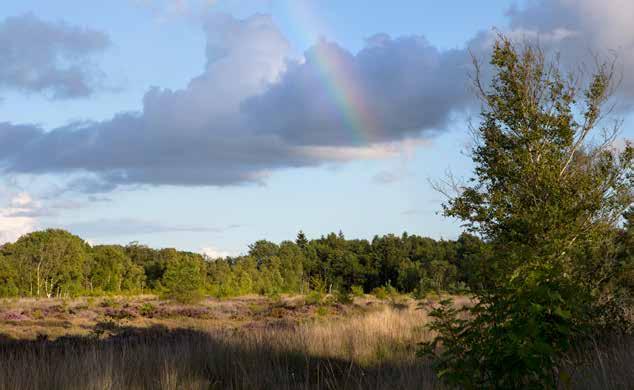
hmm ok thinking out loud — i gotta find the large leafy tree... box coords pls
[424,36,633,388]
[3,229,89,297]
[161,252,206,303]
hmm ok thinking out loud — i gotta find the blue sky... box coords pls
[0,0,632,257]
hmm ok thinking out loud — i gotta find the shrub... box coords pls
[100,297,119,308]
[350,285,364,297]
[305,290,324,306]
[372,284,397,300]
[334,289,353,305]
[139,303,156,317]
[31,309,44,320]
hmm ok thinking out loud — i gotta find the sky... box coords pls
[0,0,632,257]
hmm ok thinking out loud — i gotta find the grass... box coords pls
[0,294,631,389]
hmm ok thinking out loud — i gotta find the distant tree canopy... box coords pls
[0,221,630,301]
[0,227,497,299]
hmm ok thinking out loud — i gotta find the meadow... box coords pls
[0,294,632,389]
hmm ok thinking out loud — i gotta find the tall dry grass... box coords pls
[0,296,632,389]
[0,303,439,390]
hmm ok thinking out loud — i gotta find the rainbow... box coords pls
[284,1,379,145]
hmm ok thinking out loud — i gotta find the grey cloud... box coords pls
[0,13,110,98]
[1,3,633,192]
[506,0,634,102]
[244,35,472,146]
[0,14,305,190]
[2,14,466,191]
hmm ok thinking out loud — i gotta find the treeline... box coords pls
[0,223,631,301]
[0,229,487,299]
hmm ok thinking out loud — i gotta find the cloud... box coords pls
[244,35,472,146]
[201,245,233,259]
[1,2,634,192]
[505,0,634,103]
[0,13,110,99]
[0,14,460,191]
[0,193,37,244]
[60,218,241,237]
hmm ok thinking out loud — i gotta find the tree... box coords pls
[423,36,633,388]
[5,230,89,298]
[125,242,162,288]
[0,254,18,297]
[161,253,205,303]
[88,245,145,293]
[615,207,634,301]
[295,231,308,249]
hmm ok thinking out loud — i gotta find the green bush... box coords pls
[350,285,364,297]
[305,290,324,306]
[334,289,353,304]
[372,284,397,300]
[139,303,156,317]
[372,286,388,300]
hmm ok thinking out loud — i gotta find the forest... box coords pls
[0,228,489,300]
[1,216,632,303]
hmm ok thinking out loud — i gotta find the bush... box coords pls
[372,284,397,300]
[139,303,156,317]
[421,277,586,388]
[350,285,364,297]
[305,290,324,306]
[100,297,119,308]
[334,289,353,305]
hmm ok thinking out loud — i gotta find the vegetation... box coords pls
[0,36,631,389]
[0,295,632,389]
[421,36,633,388]
[0,228,492,300]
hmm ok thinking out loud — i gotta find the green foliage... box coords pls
[0,226,495,300]
[1,229,89,297]
[139,302,156,317]
[0,255,18,297]
[100,297,119,308]
[305,290,324,306]
[334,289,353,304]
[371,284,397,300]
[88,245,145,293]
[422,36,634,388]
[350,285,364,297]
[161,254,205,303]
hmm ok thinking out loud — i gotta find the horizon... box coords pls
[1,0,633,257]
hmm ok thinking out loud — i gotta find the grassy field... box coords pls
[0,294,632,389]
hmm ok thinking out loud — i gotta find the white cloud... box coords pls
[0,193,37,244]
[201,245,232,259]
